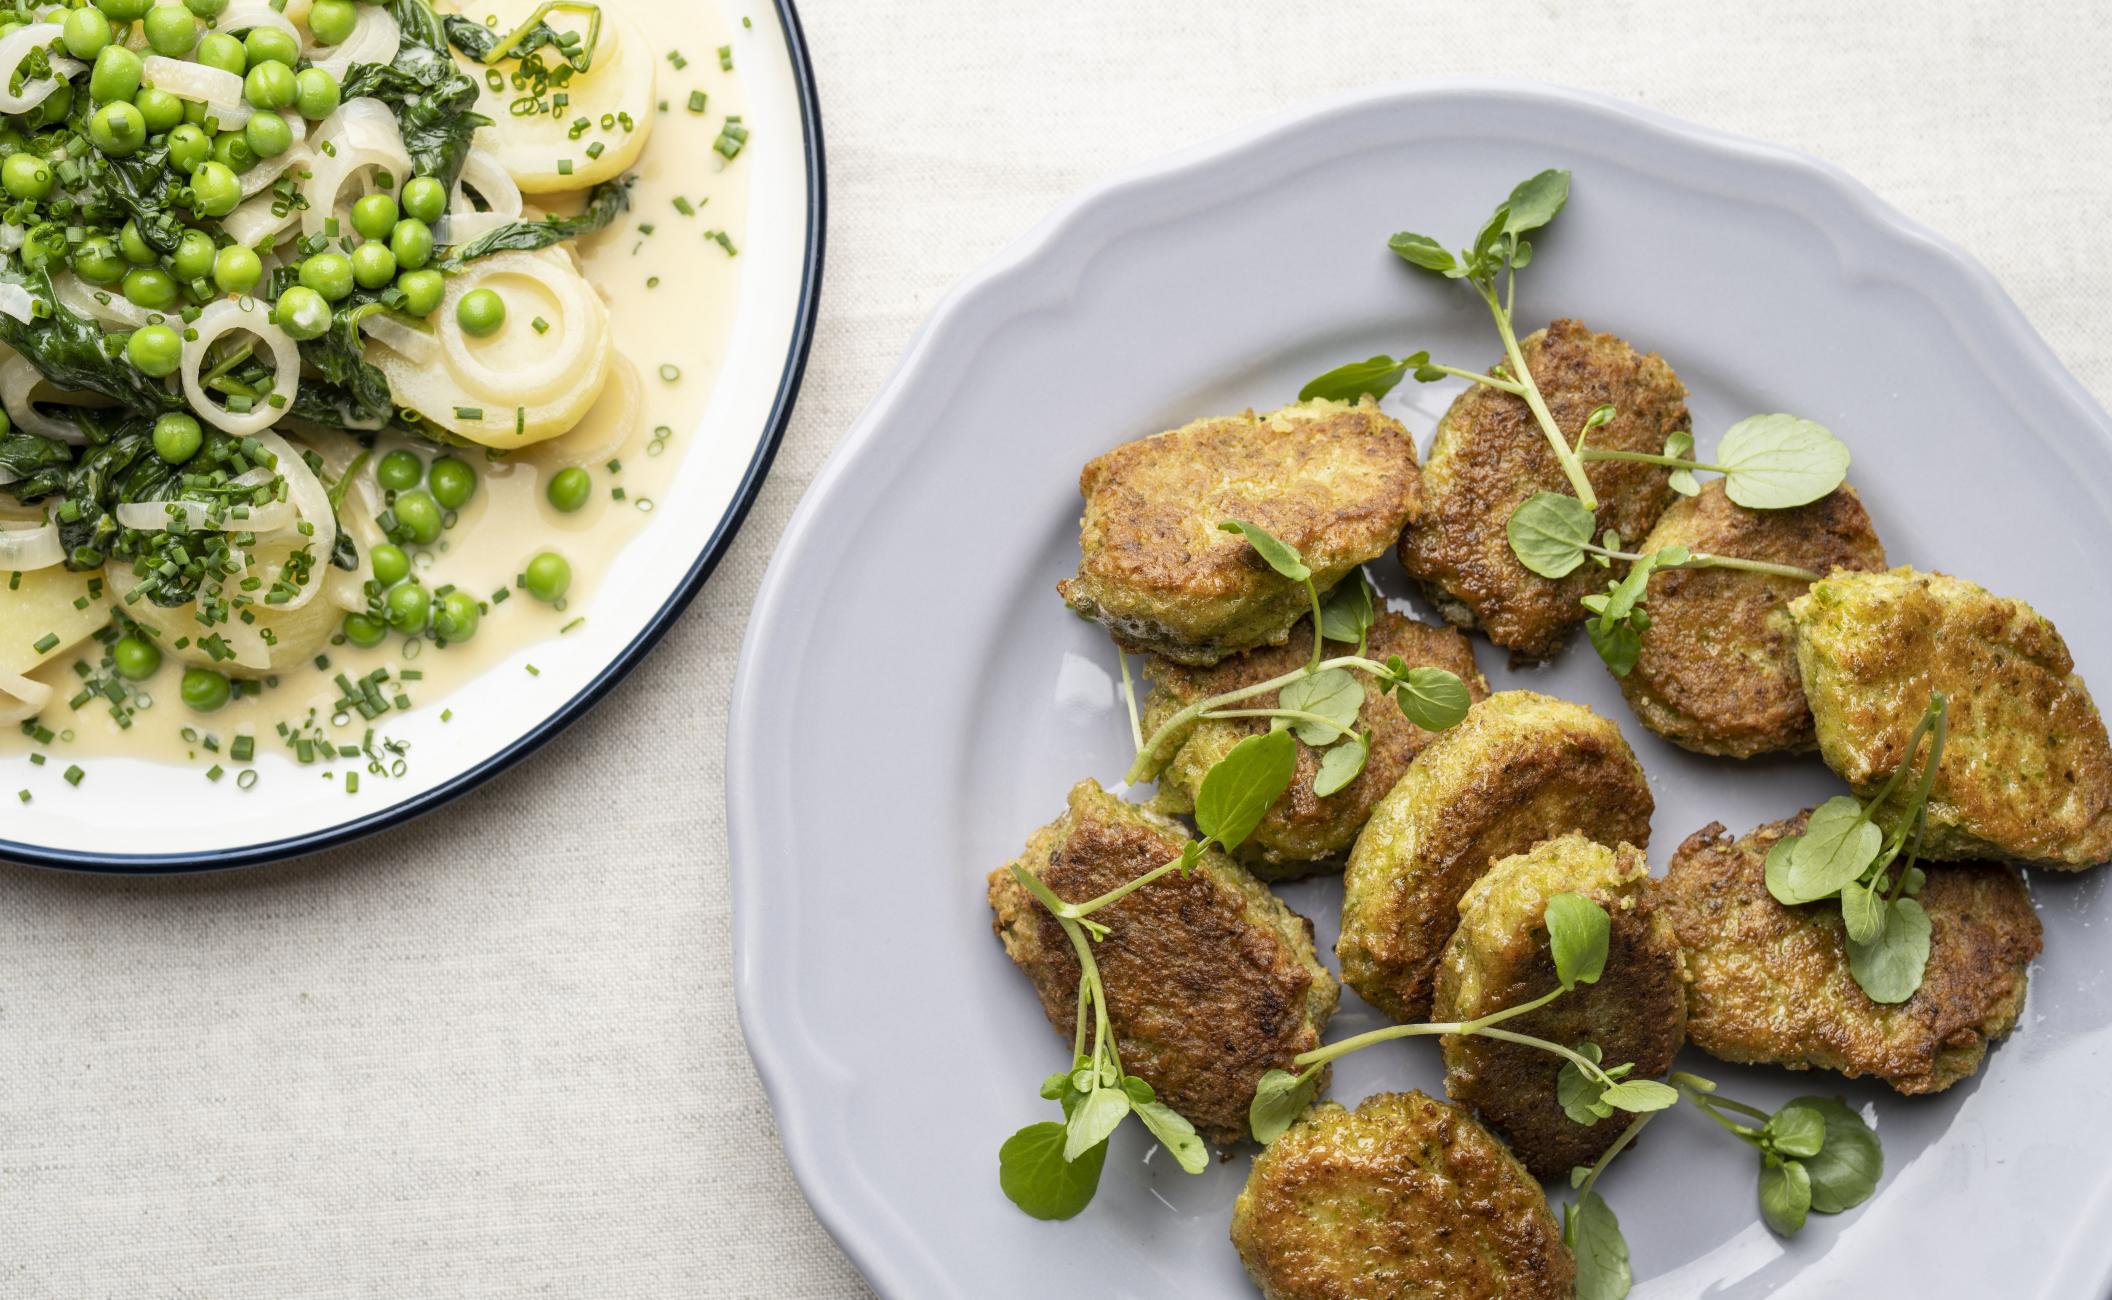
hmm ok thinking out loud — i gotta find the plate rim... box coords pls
[2,0,828,876]
[728,77,2112,1298]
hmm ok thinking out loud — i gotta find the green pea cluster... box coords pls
[343,447,484,648]
[271,179,451,343]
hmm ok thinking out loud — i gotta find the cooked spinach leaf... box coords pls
[0,430,72,484]
[0,266,184,418]
[341,0,491,190]
[441,177,633,267]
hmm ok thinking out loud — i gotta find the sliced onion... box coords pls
[240,137,312,201]
[223,189,304,249]
[0,280,33,322]
[181,299,300,437]
[0,518,62,570]
[116,498,297,533]
[431,212,513,247]
[307,3,399,80]
[252,429,334,611]
[54,273,157,331]
[1,356,82,445]
[0,224,22,253]
[358,310,438,365]
[0,25,82,115]
[142,54,251,129]
[0,666,52,725]
[215,1,301,48]
[439,252,597,406]
[301,98,411,238]
[453,147,524,221]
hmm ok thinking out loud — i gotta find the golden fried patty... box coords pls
[1399,319,1690,660]
[1338,691,1655,1022]
[1660,813,2042,1093]
[1432,836,1685,1181]
[1792,566,2112,868]
[1230,1091,1574,1300]
[1058,398,1421,665]
[1141,610,1488,879]
[987,780,1339,1146]
[1621,481,1886,758]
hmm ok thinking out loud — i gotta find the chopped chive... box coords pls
[687,90,708,113]
[63,764,84,787]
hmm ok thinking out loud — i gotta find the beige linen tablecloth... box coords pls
[3,2,2105,1295]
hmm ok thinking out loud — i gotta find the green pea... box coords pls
[308,0,357,44]
[393,489,442,545]
[273,284,331,340]
[72,237,126,285]
[188,159,241,217]
[90,101,148,156]
[341,612,387,648]
[523,551,572,603]
[300,251,354,302]
[62,7,114,60]
[183,0,228,16]
[384,581,429,632]
[26,82,72,130]
[545,466,591,514]
[456,288,505,338]
[142,4,197,56]
[97,0,153,20]
[244,110,292,158]
[433,590,480,642]
[212,130,257,174]
[196,31,244,74]
[428,457,476,510]
[171,229,216,281]
[401,175,447,224]
[293,66,340,120]
[133,86,184,133]
[123,267,180,311]
[19,223,65,271]
[243,60,295,111]
[369,540,410,586]
[167,122,210,172]
[350,241,396,291]
[212,243,262,295]
[388,216,434,270]
[243,26,300,67]
[179,666,231,713]
[111,634,162,680]
[396,268,444,317]
[119,220,157,265]
[127,324,183,377]
[1,151,51,200]
[375,451,422,492]
[350,193,399,242]
[90,44,142,104]
[152,411,203,463]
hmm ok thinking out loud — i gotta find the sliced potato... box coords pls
[467,3,655,194]
[1,566,110,676]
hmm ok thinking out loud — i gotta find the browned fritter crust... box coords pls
[1621,482,1887,758]
[987,781,1339,1146]
[1338,692,1656,1022]
[1659,813,2042,1094]
[1230,1091,1574,1300]
[1399,319,1690,660]
[1141,610,1489,878]
[1433,837,1686,1181]
[1058,398,1422,665]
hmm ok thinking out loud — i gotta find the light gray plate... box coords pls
[729,81,2112,1298]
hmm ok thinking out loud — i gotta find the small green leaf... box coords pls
[1840,878,1886,945]
[1249,1067,1322,1145]
[1847,896,1931,1004]
[1759,1158,1813,1236]
[1218,520,1311,582]
[1064,1087,1133,1161]
[1299,352,1428,404]
[1194,728,1299,851]
[1557,1055,1615,1126]
[1133,1100,1209,1174]
[1663,430,1700,497]
[1502,169,1572,238]
[1547,891,1611,988]
[1565,1190,1632,1300]
[1041,1069,1080,1102]
[1393,666,1473,731]
[1316,570,1376,645]
[1312,733,1369,798]
[999,1121,1107,1220]
[1901,866,1926,897]
[1598,1079,1679,1114]
[1770,797,1882,904]
[1176,839,1205,873]
[1119,1075,1156,1105]
[1470,204,1510,272]
[1766,1102,1827,1159]
[1587,605,1645,678]
[1714,413,1852,510]
[1794,1096,1883,1213]
[1387,231,1456,273]
[1506,491,1597,578]
[1279,668,1365,745]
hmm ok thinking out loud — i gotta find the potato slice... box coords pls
[466,3,655,194]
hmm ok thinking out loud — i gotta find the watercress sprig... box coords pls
[1247,892,1678,1144]
[1766,691,1950,1003]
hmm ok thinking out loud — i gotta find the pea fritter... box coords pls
[1338,691,1655,1022]
[1792,566,2112,868]
[1140,610,1488,879]
[1230,1091,1574,1300]
[1432,835,1685,1180]
[1621,481,1886,758]
[1058,398,1422,666]
[987,780,1340,1146]
[1660,814,2042,1094]
[1399,319,1690,660]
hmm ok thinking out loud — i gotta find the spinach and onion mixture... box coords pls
[1,0,737,790]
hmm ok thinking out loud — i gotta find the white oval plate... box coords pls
[3,0,823,872]
[731,82,2112,1298]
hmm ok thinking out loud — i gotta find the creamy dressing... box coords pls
[2,0,748,775]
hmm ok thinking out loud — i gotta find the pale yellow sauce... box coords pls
[1,0,748,776]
